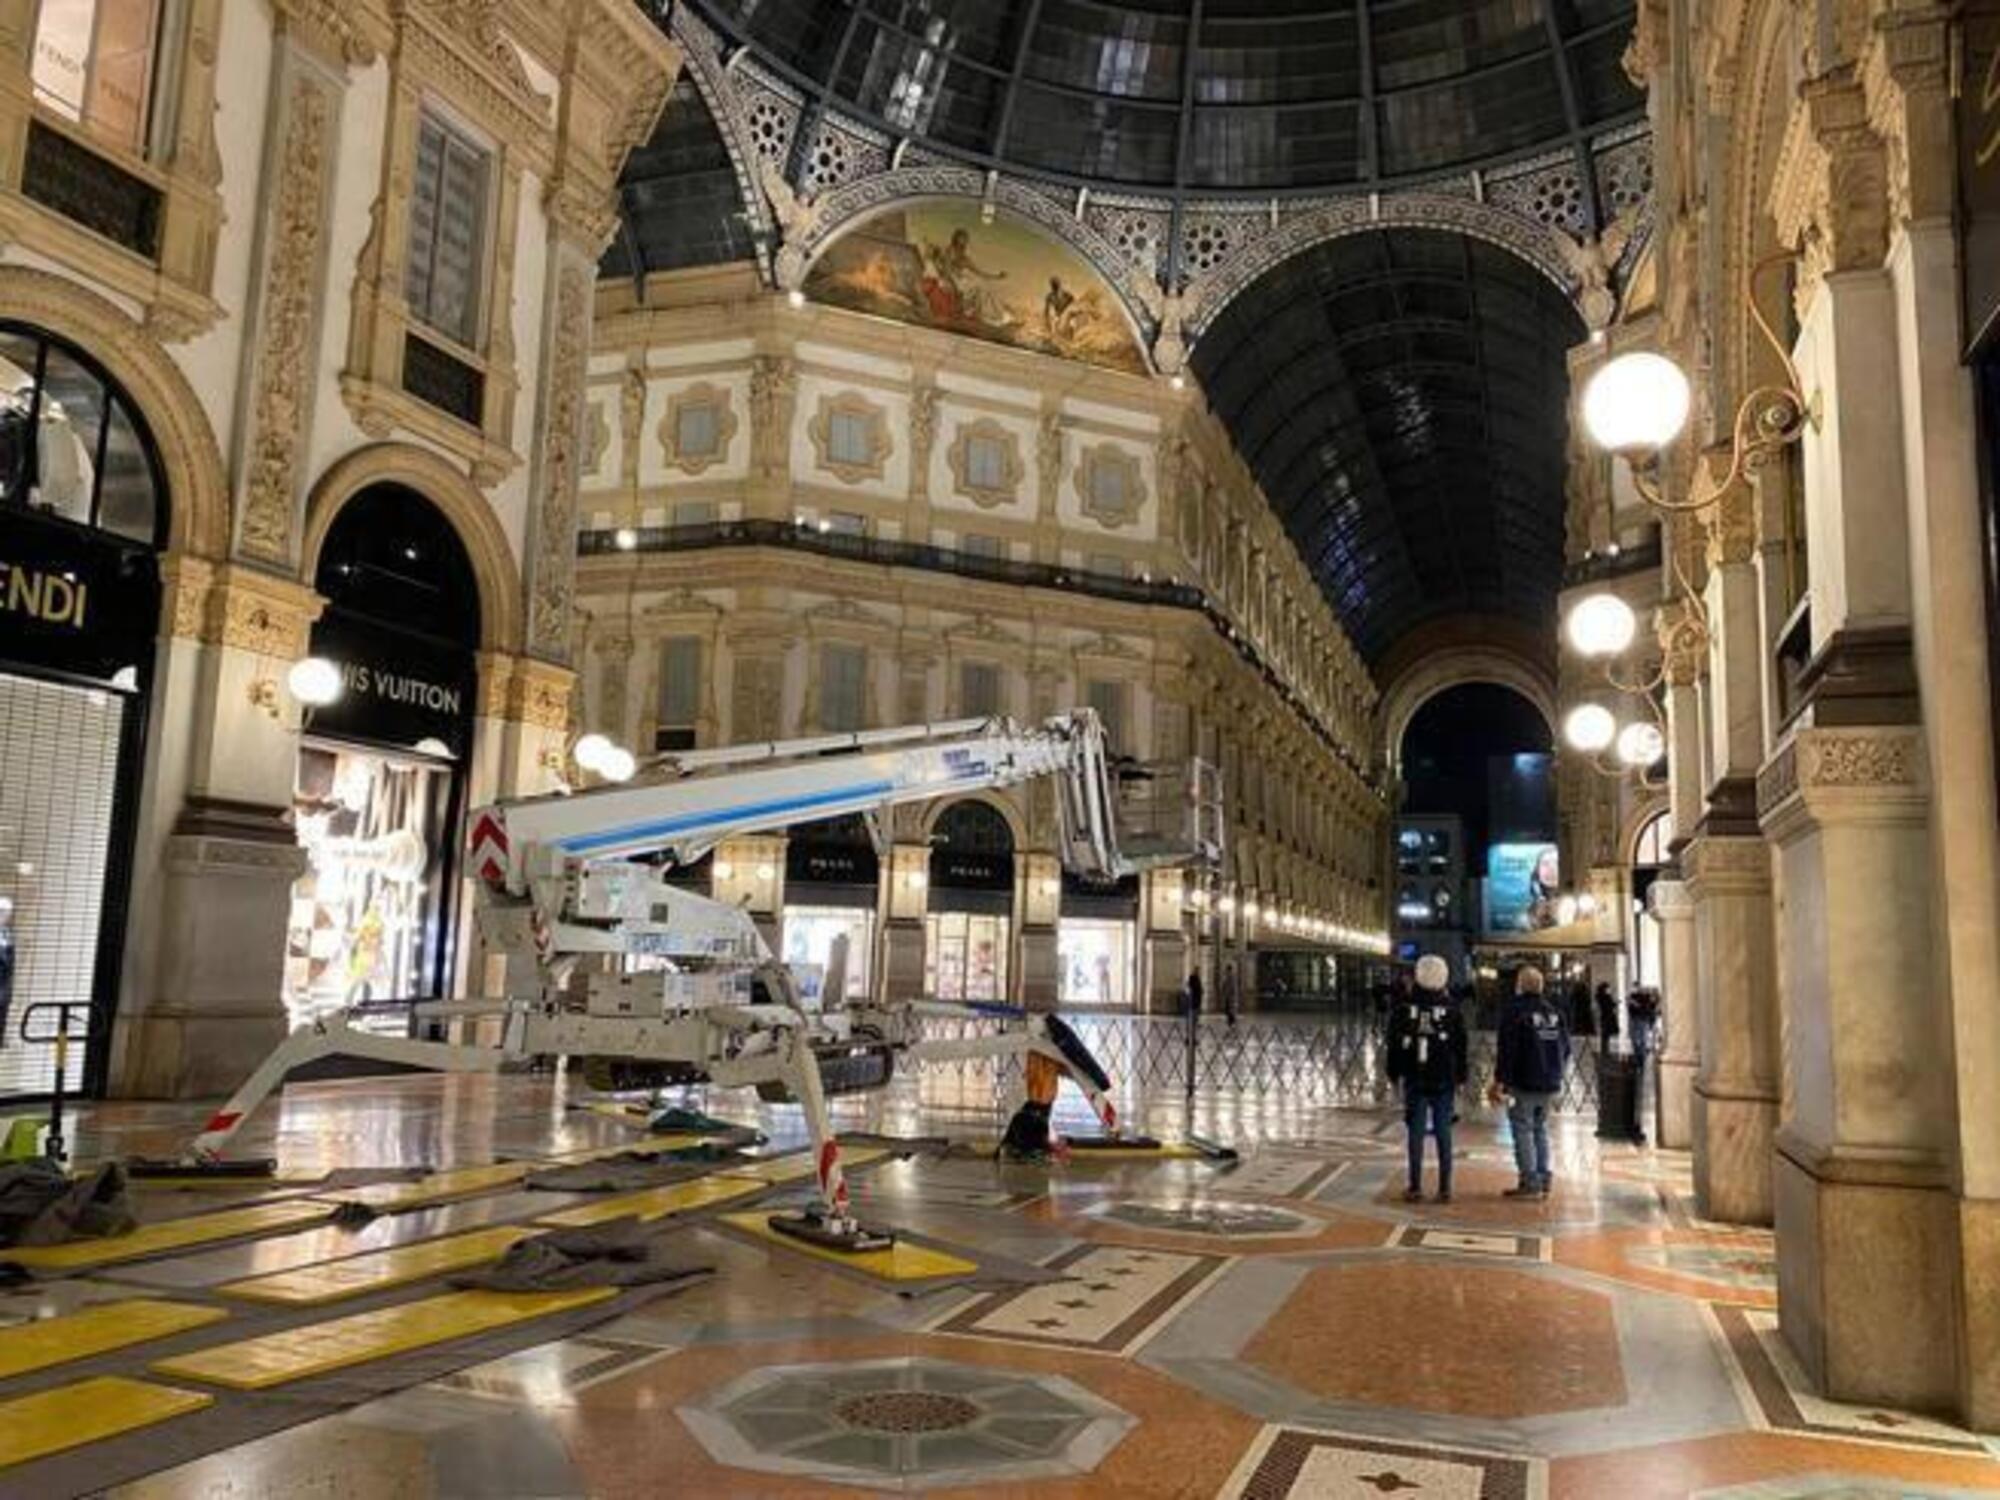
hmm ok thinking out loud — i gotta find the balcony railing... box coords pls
[579,519,1380,789]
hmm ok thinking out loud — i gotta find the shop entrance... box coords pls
[924,801,1013,1002]
[287,485,479,1035]
[0,323,165,1099]
[782,814,878,1002]
[1058,867,1139,1009]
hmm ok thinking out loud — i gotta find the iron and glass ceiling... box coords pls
[1191,228,1583,663]
[613,1,1639,666]
[678,0,1639,197]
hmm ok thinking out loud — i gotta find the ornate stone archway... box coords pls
[300,444,523,654]
[1378,648,1559,777]
[0,266,229,560]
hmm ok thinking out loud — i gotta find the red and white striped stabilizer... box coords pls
[468,810,510,886]
[817,1139,850,1216]
[1091,1094,1118,1133]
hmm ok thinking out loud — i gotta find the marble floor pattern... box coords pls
[13,1071,1992,1499]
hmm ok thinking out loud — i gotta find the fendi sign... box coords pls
[0,509,157,684]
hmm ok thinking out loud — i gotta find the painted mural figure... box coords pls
[921,228,1010,326]
[803,204,1148,376]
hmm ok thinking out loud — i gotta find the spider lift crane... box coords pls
[179,712,1223,1253]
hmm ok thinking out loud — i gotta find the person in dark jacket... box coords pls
[1386,954,1468,1203]
[1184,969,1204,1020]
[1493,966,1571,1198]
[1594,981,1620,1047]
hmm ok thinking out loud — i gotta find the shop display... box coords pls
[284,744,452,1034]
[1057,918,1134,1008]
[781,907,873,1003]
[924,911,1009,1002]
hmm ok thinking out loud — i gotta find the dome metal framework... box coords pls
[1191,227,1583,663]
[611,2,1642,669]
[681,0,1637,244]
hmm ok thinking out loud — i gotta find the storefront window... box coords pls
[285,744,455,1033]
[32,0,160,154]
[781,906,873,1004]
[924,911,1010,1002]
[0,324,162,544]
[1058,917,1133,1007]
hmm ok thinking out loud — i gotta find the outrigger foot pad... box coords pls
[125,1156,278,1180]
[768,1211,896,1254]
[1065,1134,1163,1151]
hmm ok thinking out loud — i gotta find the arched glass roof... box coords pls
[678,0,1640,198]
[1191,227,1583,663]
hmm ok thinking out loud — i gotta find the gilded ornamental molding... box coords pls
[806,390,893,486]
[660,382,740,477]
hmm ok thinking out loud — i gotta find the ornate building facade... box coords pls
[570,272,1389,1012]
[0,1,676,1100]
[1557,0,2000,1430]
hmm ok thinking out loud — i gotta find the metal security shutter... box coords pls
[0,673,123,1097]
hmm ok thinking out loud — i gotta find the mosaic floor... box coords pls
[11,1072,1994,1498]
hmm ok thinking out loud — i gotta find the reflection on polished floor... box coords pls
[6,1073,1991,1499]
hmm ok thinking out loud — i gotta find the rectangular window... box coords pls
[33,0,159,154]
[405,112,491,350]
[965,433,1007,490]
[824,510,866,537]
[1086,552,1126,580]
[1085,678,1127,753]
[960,533,1004,561]
[820,643,867,732]
[675,402,719,459]
[657,636,701,731]
[672,500,716,528]
[960,661,1001,718]
[827,410,872,467]
[1090,459,1127,507]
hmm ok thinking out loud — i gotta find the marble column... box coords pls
[1761,727,1956,1412]
[1687,478,1782,1224]
[111,564,320,1099]
[1685,834,1779,1224]
[880,844,929,1001]
[1017,851,1060,1010]
[1649,876,1697,1149]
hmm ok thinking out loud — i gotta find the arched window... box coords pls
[0,322,165,547]
[1631,810,1671,990]
[1632,811,1670,867]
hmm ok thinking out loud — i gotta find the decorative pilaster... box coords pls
[233,38,343,568]
[1650,876,1697,1148]
[525,257,594,661]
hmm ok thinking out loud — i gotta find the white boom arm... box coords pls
[189,712,1222,1245]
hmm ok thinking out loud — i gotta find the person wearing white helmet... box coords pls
[1386,954,1469,1203]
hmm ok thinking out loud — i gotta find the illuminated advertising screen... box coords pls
[1484,842,1562,934]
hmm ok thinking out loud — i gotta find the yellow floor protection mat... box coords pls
[0,1299,228,1379]
[216,1226,538,1306]
[722,1146,890,1185]
[152,1288,614,1391]
[718,1213,978,1282]
[541,1133,707,1164]
[535,1174,766,1229]
[312,1161,535,1212]
[1,1200,332,1271]
[0,1376,212,1469]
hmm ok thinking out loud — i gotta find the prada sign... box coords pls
[1962,2,2000,353]
[306,608,474,756]
[0,508,158,684]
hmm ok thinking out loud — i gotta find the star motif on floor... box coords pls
[1357,1471,1421,1493]
[1057,1298,1091,1310]
[1029,1317,1066,1330]
[1860,1411,1909,1428]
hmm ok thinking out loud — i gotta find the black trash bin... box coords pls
[1595,1051,1646,1143]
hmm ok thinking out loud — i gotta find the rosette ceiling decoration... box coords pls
[612,0,1645,666]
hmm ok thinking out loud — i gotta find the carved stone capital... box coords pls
[1759,725,1928,838]
[477,652,575,730]
[198,565,325,658]
[1773,67,1891,308]
[1860,4,1955,226]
